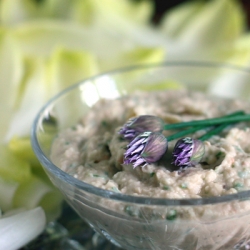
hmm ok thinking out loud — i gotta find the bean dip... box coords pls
[51,89,250,199]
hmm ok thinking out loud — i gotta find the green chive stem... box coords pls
[167,125,205,142]
[167,111,245,142]
[164,110,247,130]
[199,123,229,141]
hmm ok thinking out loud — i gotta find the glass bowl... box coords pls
[31,61,250,250]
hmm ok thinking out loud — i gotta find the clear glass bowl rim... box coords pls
[31,60,250,207]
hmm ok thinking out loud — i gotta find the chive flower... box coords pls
[122,111,248,169]
[124,131,168,168]
[171,118,237,171]
[172,137,205,171]
[119,115,164,140]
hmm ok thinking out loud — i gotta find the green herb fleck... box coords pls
[69,163,78,168]
[118,137,125,142]
[163,186,169,190]
[166,209,177,221]
[93,174,99,177]
[101,121,108,127]
[110,187,120,193]
[215,151,225,159]
[180,183,188,189]
[124,205,139,217]
[233,182,244,190]
[238,171,249,178]
[150,172,155,177]
[71,126,77,131]
[234,145,244,153]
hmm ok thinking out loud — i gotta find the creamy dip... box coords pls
[50,89,250,250]
[51,89,250,199]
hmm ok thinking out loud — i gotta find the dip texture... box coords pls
[50,89,250,249]
[51,89,250,199]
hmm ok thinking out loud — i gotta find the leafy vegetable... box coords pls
[160,0,246,62]
[162,0,245,44]
[0,207,46,250]
[0,1,249,247]
[0,145,31,183]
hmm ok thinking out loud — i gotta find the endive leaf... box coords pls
[160,1,204,39]
[98,46,166,95]
[217,34,250,67]
[0,0,74,25]
[0,145,31,183]
[8,136,40,166]
[12,20,97,57]
[13,175,54,209]
[6,31,99,139]
[47,47,99,128]
[12,20,127,58]
[0,29,23,141]
[72,0,153,25]
[117,47,166,67]
[39,190,63,222]
[161,0,245,51]
[13,175,63,221]
[5,57,49,140]
[100,47,166,72]
[12,20,141,58]
[48,46,99,93]
[207,33,250,99]
[1,208,26,217]
[0,207,46,250]
[13,16,166,63]
[0,178,19,212]
[0,0,153,26]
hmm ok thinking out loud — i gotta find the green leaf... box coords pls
[161,0,245,48]
[12,20,129,59]
[8,136,40,167]
[12,16,165,66]
[47,46,99,128]
[5,56,49,140]
[48,46,99,93]
[160,1,204,39]
[72,0,153,25]
[0,0,74,25]
[101,46,166,72]
[12,21,92,58]
[0,29,23,140]
[1,0,153,26]
[218,34,250,66]
[206,34,250,100]
[39,190,63,222]
[0,145,31,183]
[119,47,165,67]
[13,175,63,220]
[0,178,19,212]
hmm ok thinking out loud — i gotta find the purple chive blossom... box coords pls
[124,131,168,168]
[119,115,164,140]
[172,137,205,171]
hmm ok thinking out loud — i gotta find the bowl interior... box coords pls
[32,61,250,206]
